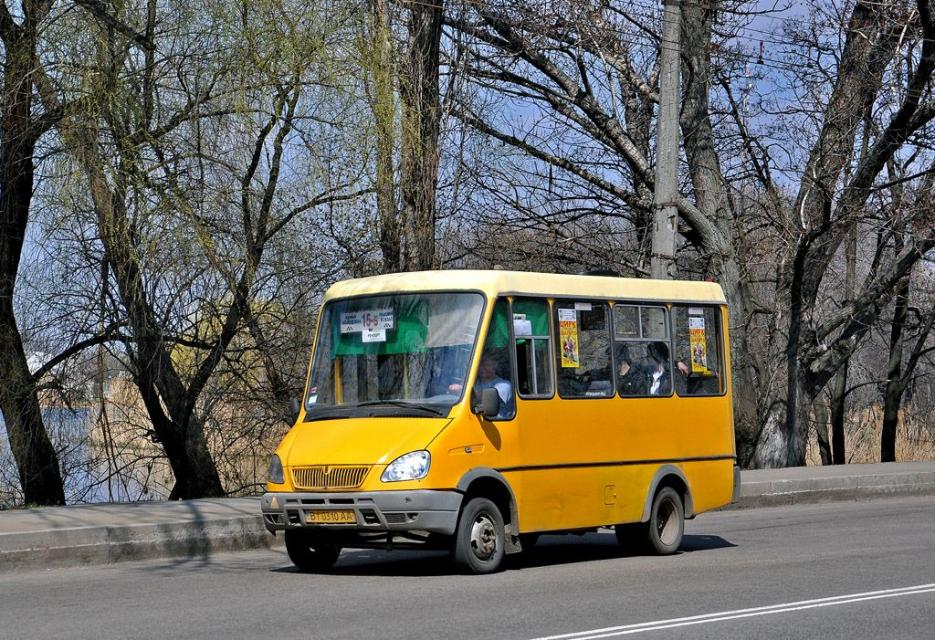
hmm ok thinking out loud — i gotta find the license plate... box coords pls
[307,509,357,524]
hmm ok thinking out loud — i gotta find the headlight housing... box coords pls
[381,450,431,482]
[267,454,284,484]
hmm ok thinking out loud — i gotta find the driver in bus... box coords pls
[448,352,514,418]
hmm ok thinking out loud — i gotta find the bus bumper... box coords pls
[260,490,463,536]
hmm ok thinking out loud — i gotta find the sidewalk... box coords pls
[2,462,934,572]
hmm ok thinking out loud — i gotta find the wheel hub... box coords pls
[657,499,677,545]
[470,514,497,560]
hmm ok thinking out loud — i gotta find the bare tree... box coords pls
[40,0,366,498]
[0,0,66,505]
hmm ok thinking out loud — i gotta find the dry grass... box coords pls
[806,406,935,465]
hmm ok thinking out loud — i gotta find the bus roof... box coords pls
[324,270,727,306]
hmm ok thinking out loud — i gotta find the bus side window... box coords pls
[554,301,613,399]
[512,298,553,398]
[476,299,516,419]
[612,304,673,397]
[672,305,724,396]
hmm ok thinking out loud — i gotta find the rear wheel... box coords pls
[453,497,506,574]
[615,487,684,555]
[646,487,684,555]
[284,530,341,572]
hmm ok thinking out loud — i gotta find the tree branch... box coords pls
[74,0,154,51]
[453,106,646,213]
[0,2,17,41]
[31,324,124,381]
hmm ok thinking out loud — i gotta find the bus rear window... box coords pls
[672,305,724,396]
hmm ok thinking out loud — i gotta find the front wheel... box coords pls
[453,497,506,574]
[284,530,341,572]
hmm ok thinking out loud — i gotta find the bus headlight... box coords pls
[268,454,284,484]
[381,451,430,482]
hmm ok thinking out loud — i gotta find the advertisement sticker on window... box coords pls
[558,308,580,368]
[689,316,709,373]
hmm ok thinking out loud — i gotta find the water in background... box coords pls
[0,408,161,507]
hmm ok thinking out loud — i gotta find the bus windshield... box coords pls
[304,292,485,419]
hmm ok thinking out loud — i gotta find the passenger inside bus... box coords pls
[616,345,648,396]
[645,341,672,396]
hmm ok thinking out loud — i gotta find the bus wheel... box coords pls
[284,530,341,572]
[453,497,505,574]
[646,487,684,555]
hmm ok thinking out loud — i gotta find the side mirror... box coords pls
[473,387,501,418]
[290,398,300,421]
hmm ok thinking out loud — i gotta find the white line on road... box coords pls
[526,583,935,639]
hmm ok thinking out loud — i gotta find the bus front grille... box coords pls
[291,465,371,491]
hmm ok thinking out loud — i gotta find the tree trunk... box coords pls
[829,364,849,464]
[760,3,901,466]
[58,112,226,500]
[399,0,443,271]
[754,403,787,468]
[0,5,66,505]
[133,375,224,500]
[679,6,760,466]
[813,396,832,465]
[367,0,402,273]
[881,253,910,462]
[0,312,65,505]
[830,225,857,464]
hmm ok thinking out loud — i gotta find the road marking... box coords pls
[526,583,935,639]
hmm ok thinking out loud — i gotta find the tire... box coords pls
[453,497,506,574]
[645,486,684,555]
[284,530,341,572]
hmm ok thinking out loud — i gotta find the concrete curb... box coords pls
[729,468,935,509]
[3,463,935,572]
[0,515,282,572]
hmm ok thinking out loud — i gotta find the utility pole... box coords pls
[651,0,681,280]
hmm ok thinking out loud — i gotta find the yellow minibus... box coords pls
[262,270,739,573]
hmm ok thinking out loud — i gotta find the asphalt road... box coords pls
[2,496,934,640]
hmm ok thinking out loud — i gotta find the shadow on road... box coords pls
[269,531,736,577]
[680,533,737,552]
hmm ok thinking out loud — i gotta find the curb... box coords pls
[728,471,935,510]
[0,515,282,572]
[3,467,935,572]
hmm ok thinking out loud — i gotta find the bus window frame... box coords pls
[509,296,556,400]
[670,303,729,399]
[552,297,615,401]
[609,302,675,399]
[301,288,489,422]
[478,296,520,422]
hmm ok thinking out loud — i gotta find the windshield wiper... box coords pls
[353,400,446,416]
[303,408,353,421]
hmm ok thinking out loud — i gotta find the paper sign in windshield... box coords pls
[513,313,533,337]
[558,308,580,368]
[362,329,387,343]
[341,309,395,334]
